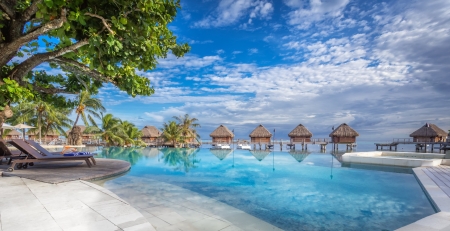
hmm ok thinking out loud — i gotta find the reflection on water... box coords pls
[160,148,200,172]
[209,149,233,160]
[249,150,272,161]
[288,150,311,163]
[97,147,146,165]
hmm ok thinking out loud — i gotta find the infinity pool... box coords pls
[96,147,434,231]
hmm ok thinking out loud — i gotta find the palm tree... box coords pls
[12,100,56,142]
[42,108,73,140]
[85,113,125,146]
[120,121,146,147]
[72,91,105,128]
[161,121,182,147]
[173,114,201,147]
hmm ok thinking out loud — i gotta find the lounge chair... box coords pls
[6,139,95,172]
[0,138,23,165]
[25,140,96,165]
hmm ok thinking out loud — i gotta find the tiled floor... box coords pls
[0,177,155,231]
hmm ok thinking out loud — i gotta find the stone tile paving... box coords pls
[396,165,450,231]
[94,176,282,231]
[0,177,155,231]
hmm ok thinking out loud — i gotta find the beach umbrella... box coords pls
[2,123,16,129]
[13,123,35,140]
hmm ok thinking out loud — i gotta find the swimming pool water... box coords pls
[97,147,435,231]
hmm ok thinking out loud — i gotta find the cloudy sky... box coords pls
[97,0,450,141]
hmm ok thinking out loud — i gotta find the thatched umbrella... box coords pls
[4,129,21,140]
[288,124,313,142]
[249,124,272,143]
[141,126,162,143]
[210,149,232,160]
[409,123,448,142]
[250,150,271,161]
[210,125,234,143]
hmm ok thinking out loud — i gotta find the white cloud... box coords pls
[286,0,350,29]
[194,0,273,28]
[248,48,259,55]
[156,54,222,69]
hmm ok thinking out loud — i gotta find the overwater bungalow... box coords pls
[249,124,272,144]
[141,125,162,144]
[329,123,359,143]
[410,123,447,142]
[28,130,60,143]
[288,124,313,142]
[3,129,20,141]
[210,125,234,144]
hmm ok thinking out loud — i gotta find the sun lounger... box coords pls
[6,139,95,172]
[0,138,24,165]
[25,140,96,165]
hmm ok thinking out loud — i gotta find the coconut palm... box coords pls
[173,114,201,146]
[26,107,72,142]
[85,113,125,146]
[161,121,182,147]
[72,91,105,128]
[120,121,146,147]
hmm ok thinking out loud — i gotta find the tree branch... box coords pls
[0,2,14,19]
[84,12,115,35]
[10,39,89,81]
[21,0,43,21]
[0,8,67,67]
[53,57,117,85]
[32,85,77,94]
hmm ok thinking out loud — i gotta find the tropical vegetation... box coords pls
[0,0,190,130]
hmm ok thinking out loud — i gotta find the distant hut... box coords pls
[28,130,60,142]
[141,126,162,143]
[250,150,271,161]
[288,124,313,142]
[329,123,359,143]
[4,130,20,141]
[249,124,272,143]
[210,125,234,144]
[410,123,447,142]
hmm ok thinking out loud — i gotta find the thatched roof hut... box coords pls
[210,125,234,143]
[141,126,162,143]
[329,123,359,143]
[409,123,447,142]
[4,129,21,140]
[250,150,271,161]
[288,124,313,142]
[249,124,272,143]
[210,149,232,160]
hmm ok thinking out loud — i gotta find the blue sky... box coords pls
[50,0,450,141]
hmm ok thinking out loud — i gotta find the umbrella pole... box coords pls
[22,129,25,140]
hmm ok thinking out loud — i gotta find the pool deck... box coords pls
[397,165,450,231]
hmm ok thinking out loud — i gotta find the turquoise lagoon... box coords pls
[95,146,435,231]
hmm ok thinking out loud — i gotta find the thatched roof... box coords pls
[250,150,271,161]
[141,126,162,138]
[288,124,313,137]
[409,123,448,137]
[329,123,359,137]
[210,125,234,138]
[249,124,272,138]
[5,130,21,136]
[210,149,232,160]
[289,151,309,162]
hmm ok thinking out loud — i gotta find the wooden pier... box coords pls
[375,138,450,153]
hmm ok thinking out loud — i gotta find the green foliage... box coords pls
[0,78,34,110]
[1,0,190,106]
[72,91,105,128]
[173,114,201,145]
[161,121,182,147]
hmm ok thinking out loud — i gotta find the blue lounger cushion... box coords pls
[63,152,92,156]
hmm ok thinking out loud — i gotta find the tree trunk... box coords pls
[38,112,41,143]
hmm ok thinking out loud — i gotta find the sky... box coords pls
[48,0,450,141]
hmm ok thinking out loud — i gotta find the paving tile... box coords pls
[147,217,171,229]
[63,219,119,231]
[51,206,107,230]
[191,217,231,231]
[219,225,242,231]
[146,205,177,217]
[173,220,201,231]
[156,226,183,231]
[109,212,147,227]
[123,222,156,231]
[158,212,187,225]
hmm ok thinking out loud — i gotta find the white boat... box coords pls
[211,143,231,150]
[237,143,251,150]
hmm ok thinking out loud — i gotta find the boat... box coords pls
[237,143,251,150]
[211,143,231,150]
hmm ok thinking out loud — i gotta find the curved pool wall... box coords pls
[96,147,435,231]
